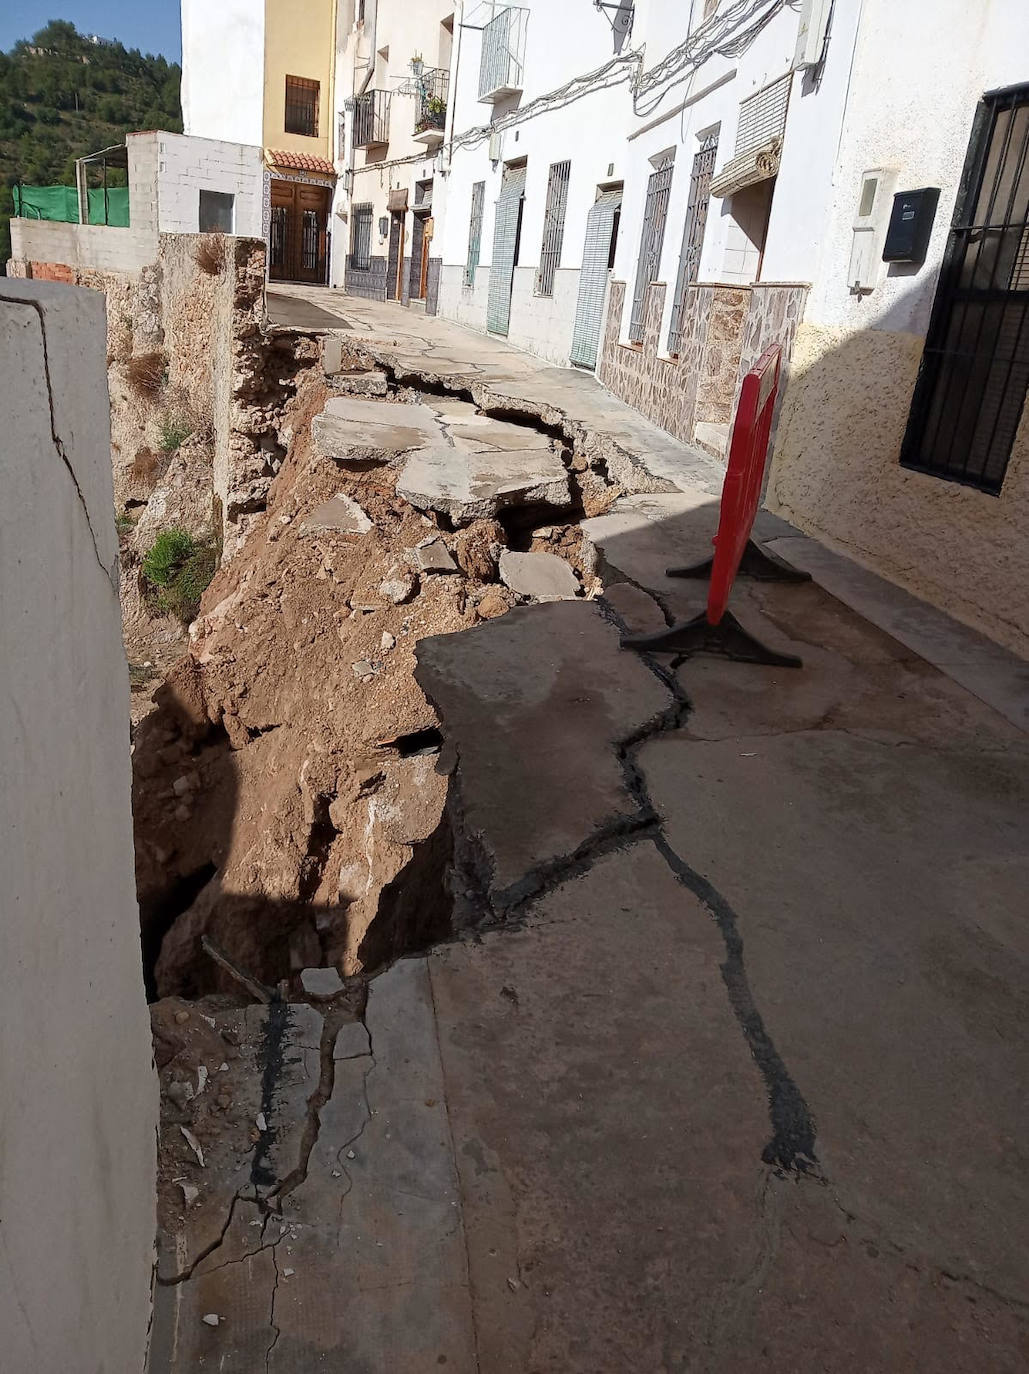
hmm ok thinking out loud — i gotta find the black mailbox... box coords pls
[882,187,940,264]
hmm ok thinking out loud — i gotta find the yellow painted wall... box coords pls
[263,0,336,159]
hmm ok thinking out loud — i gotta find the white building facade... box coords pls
[425,0,1028,653]
[332,0,457,301]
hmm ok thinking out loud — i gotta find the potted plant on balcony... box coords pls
[416,93,447,133]
[410,53,424,76]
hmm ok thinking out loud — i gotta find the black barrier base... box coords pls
[622,610,803,667]
[666,538,813,583]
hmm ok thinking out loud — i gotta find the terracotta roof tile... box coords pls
[266,149,336,176]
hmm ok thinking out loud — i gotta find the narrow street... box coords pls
[150,291,1028,1371]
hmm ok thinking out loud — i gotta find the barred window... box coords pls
[285,75,319,138]
[465,180,485,286]
[536,160,571,297]
[350,203,373,270]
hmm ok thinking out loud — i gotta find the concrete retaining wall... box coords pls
[0,279,157,1371]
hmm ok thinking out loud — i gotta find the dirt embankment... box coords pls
[132,364,608,1001]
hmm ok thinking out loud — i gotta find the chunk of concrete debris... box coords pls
[312,397,438,461]
[180,1126,205,1168]
[379,564,418,604]
[412,536,458,574]
[380,631,396,651]
[180,1183,199,1206]
[397,443,570,524]
[201,1314,221,1328]
[499,550,580,602]
[352,659,376,678]
[334,369,388,397]
[300,493,373,536]
[300,966,345,999]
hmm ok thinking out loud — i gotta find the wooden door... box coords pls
[408,214,426,299]
[269,180,330,284]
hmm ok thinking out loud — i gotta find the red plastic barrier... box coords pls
[705,343,781,625]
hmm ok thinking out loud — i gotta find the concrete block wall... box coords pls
[0,279,157,1372]
[156,133,264,237]
[9,217,158,275]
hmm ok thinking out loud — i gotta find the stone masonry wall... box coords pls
[598,279,809,455]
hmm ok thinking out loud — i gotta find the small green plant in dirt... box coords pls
[115,508,136,537]
[158,409,196,452]
[141,528,218,623]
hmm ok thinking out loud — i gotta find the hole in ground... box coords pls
[140,862,217,1001]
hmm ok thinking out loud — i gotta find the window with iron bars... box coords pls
[668,130,718,355]
[536,160,571,297]
[901,83,1029,494]
[629,157,674,343]
[349,203,373,271]
[465,181,485,286]
[284,76,319,138]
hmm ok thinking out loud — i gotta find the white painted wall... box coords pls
[181,0,266,146]
[800,0,1029,337]
[433,0,632,358]
[610,1,846,351]
[331,0,456,287]
[156,133,265,237]
[0,279,158,1373]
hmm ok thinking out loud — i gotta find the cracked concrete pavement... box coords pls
[152,290,1029,1371]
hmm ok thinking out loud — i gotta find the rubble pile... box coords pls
[134,375,608,1004]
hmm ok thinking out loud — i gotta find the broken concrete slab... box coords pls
[300,966,344,999]
[414,601,672,909]
[412,536,458,574]
[639,727,1029,1299]
[498,549,580,602]
[334,369,388,397]
[428,843,770,1371]
[581,491,720,600]
[397,444,570,525]
[447,417,553,451]
[312,397,438,460]
[332,1019,371,1059]
[299,492,372,535]
[600,580,667,636]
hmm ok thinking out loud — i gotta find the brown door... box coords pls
[408,214,426,299]
[269,179,331,284]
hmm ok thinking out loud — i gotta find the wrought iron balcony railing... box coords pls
[353,89,391,148]
[414,66,450,140]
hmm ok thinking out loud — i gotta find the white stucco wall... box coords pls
[769,0,1029,655]
[156,133,265,237]
[0,280,158,1372]
[431,0,630,358]
[181,0,266,146]
[331,0,455,288]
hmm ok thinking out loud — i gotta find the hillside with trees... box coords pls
[0,19,182,268]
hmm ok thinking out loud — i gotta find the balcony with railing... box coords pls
[412,66,450,146]
[352,89,391,149]
[478,5,528,103]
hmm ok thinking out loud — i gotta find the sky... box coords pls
[0,1,182,62]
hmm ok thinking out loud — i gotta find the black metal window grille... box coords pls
[629,158,674,342]
[902,83,1029,494]
[302,209,319,272]
[668,130,718,354]
[270,205,287,269]
[284,76,319,138]
[353,89,391,148]
[415,67,450,136]
[536,160,571,297]
[349,203,373,270]
[465,180,485,286]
